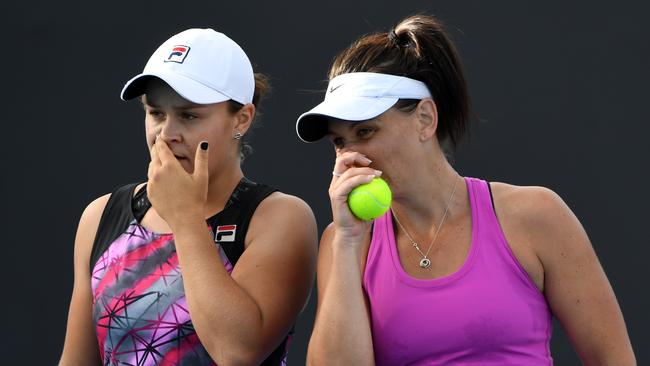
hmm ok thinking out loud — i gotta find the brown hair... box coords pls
[228,72,271,161]
[329,14,470,151]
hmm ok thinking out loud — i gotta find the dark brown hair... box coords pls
[329,14,470,151]
[228,72,271,161]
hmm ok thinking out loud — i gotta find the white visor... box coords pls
[295,72,432,142]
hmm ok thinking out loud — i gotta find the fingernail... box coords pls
[200,141,209,150]
[374,170,382,176]
[363,157,372,163]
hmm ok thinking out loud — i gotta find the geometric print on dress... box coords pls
[91,221,233,365]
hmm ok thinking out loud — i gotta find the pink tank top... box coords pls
[363,177,552,365]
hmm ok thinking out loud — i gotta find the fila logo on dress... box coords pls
[215,225,237,243]
[165,45,190,63]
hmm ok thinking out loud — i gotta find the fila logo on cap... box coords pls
[165,45,190,63]
[215,225,237,242]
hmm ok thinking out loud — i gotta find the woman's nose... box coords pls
[158,118,182,142]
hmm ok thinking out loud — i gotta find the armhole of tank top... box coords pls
[215,181,277,267]
[237,184,277,262]
[88,183,139,273]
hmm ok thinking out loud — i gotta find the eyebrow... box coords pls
[327,119,374,134]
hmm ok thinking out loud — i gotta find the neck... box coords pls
[391,153,465,236]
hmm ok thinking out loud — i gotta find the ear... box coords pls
[415,99,438,142]
[233,103,256,136]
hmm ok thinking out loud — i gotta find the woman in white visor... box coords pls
[297,14,635,366]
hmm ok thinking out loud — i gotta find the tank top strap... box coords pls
[465,176,503,256]
[464,177,491,216]
[465,177,542,294]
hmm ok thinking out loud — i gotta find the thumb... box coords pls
[194,141,209,181]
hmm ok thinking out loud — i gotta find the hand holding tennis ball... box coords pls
[347,177,392,221]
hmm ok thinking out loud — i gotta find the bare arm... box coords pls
[171,193,318,365]
[307,151,382,365]
[59,195,109,366]
[307,224,375,366]
[517,187,635,365]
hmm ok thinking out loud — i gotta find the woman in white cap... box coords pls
[60,28,317,365]
[298,15,635,365]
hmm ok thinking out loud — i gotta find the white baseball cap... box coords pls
[295,72,433,142]
[120,28,254,105]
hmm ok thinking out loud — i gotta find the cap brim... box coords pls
[120,72,230,104]
[296,96,399,142]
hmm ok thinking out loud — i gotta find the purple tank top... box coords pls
[363,177,552,365]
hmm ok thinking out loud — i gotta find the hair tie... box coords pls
[389,29,412,48]
[388,29,399,43]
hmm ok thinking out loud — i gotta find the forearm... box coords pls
[172,219,266,365]
[308,241,374,366]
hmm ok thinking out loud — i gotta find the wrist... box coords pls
[332,233,366,258]
[167,211,207,235]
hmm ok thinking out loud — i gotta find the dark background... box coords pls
[2,0,648,364]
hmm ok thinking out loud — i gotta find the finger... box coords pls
[330,174,377,201]
[193,141,209,181]
[331,151,372,183]
[148,161,155,181]
[331,167,381,190]
[155,137,177,166]
[150,135,161,166]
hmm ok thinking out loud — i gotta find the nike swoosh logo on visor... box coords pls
[329,84,343,94]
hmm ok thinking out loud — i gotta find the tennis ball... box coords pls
[348,177,392,221]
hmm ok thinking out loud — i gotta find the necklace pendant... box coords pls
[419,258,431,269]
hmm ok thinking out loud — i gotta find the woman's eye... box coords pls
[181,112,197,120]
[148,110,164,119]
[357,128,373,138]
[331,137,344,148]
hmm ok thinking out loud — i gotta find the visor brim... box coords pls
[296,96,399,142]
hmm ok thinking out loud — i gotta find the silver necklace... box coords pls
[392,176,460,269]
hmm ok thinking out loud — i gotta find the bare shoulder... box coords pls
[490,182,575,233]
[253,192,316,226]
[489,181,588,260]
[77,194,112,244]
[246,192,318,250]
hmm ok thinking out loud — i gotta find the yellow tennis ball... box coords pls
[348,177,392,221]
